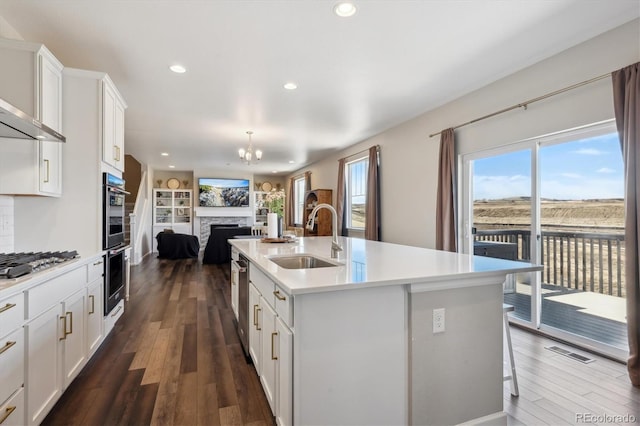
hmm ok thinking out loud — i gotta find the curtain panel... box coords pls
[612,62,640,387]
[286,177,294,227]
[364,146,380,241]
[436,128,457,252]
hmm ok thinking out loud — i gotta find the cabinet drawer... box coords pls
[27,266,85,319]
[0,327,24,407]
[87,258,104,283]
[0,293,24,338]
[250,266,275,307]
[0,387,24,426]
[273,285,293,327]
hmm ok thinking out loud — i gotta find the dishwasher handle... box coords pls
[232,259,247,273]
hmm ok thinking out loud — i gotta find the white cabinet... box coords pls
[87,277,104,356]
[152,189,193,252]
[247,267,293,425]
[0,388,24,426]
[0,39,63,196]
[61,289,87,389]
[26,303,62,425]
[102,79,126,171]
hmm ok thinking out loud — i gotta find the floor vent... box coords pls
[545,345,595,363]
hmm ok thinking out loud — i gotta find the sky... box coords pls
[473,132,623,200]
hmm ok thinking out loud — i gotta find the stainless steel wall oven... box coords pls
[103,172,128,315]
[103,173,126,250]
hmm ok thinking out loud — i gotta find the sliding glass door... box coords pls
[462,120,627,359]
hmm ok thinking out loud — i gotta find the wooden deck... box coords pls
[43,256,638,425]
[505,282,628,350]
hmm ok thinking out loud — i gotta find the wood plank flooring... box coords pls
[43,256,639,425]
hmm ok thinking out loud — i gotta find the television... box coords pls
[198,178,250,207]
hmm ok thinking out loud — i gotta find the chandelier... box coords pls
[238,130,262,165]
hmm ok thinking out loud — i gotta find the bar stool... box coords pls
[503,303,519,396]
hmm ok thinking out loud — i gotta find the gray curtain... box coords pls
[364,146,380,241]
[304,171,311,192]
[286,177,294,227]
[336,158,347,236]
[436,128,457,252]
[612,62,640,387]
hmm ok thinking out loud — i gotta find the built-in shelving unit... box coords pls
[303,189,332,236]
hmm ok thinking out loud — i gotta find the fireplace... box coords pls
[198,217,252,252]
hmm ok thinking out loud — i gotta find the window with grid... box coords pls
[346,157,368,229]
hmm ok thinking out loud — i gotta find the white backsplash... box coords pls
[0,195,15,253]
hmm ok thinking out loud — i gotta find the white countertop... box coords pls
[229,236,541,295]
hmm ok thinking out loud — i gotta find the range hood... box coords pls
[0,97,65,143]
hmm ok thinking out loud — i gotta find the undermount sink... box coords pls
[268,254,339,269]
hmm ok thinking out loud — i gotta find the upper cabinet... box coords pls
[102,78,126,171]
[0,39,63,196]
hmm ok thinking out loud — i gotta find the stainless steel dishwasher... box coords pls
[235,254,250,357]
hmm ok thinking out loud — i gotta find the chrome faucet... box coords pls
[306,203,343,258]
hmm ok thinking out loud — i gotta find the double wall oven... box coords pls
[103,173,128,315]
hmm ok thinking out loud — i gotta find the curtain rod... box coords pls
[339,144,380,161]
[428,72,610,138]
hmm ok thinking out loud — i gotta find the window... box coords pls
[293,177,306,225]
[346,157,368,229]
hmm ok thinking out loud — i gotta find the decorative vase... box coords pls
[277,216,283,238]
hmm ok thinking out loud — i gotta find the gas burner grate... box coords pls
[0,250,79,279]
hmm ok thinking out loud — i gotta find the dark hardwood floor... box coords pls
[43,257,274,426]
[44,256,639,426]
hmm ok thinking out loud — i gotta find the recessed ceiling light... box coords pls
[36,135,46,139]
[161,152,169,156]
[284,82,298,90]
[288,160,295,164]
[169,64,186,73]
[272,171,278,173]
[334,2,356,17]
[168,165,175,169]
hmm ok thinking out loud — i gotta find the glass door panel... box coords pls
[472,149,534,323]
[539,132,626,351]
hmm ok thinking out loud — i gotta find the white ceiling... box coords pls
[0,1,638,175]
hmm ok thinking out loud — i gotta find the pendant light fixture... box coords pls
[238,130,262,165]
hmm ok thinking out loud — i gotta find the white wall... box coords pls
[0,195,14,252]
[0,15,21,40]
[286,19,640,249]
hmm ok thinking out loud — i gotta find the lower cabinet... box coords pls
[22,258,108,425]
[0,388,24,426]
[86,278,104,356]
[26,304,63,425]
[248,275,293,426]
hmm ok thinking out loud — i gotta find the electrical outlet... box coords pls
[433,308,445,333]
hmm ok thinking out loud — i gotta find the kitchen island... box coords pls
[229,236,541,426]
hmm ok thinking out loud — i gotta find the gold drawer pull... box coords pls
[67,311,73,335]
[253,304,259,327]
[0,340,16,355]
[0,406,16,425]
[59,315,67,341]
[0,303,16,314]
[271,332,278,360]
[273,290,286,301]
[256,307,261,331]
[93,260,103,266]
[89,295,95,314]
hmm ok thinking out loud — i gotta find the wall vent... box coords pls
[545,345,595,363]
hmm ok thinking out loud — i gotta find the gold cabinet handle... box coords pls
[0,340,16,355]
[253,304,259,327]
[67,311,73,336]
[89,295,95,314]
[273,290,286,301]
[93,260,104,266]
[114,145,121,161]
[43,158,50,183]
[59,315,67,341]
[0,406,16,425]
[256,307,261,331]
[0,303,16,314]
[271,332,278,360]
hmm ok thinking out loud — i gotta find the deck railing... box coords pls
[474,228,626,297]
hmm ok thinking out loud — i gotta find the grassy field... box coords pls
[473,198,626,297]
